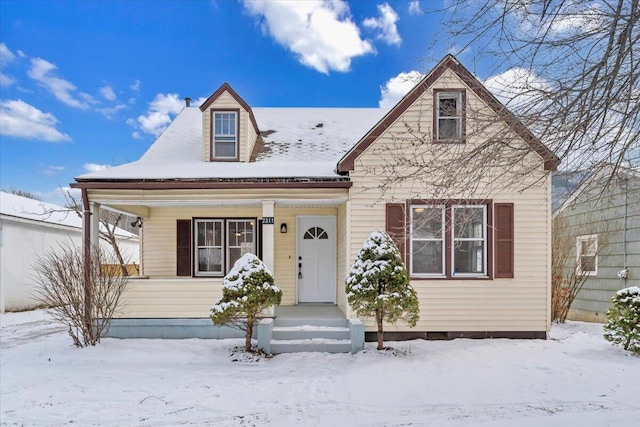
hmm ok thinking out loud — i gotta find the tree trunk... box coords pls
[245,320,254,352]
[376,310,384,350]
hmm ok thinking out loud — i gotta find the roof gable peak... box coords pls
[199,82,252,112]
[336,55,559,173]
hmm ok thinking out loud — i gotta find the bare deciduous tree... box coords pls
[2,186,42,201]
[58,189,138,277]
[431,0,639,180]
[32,243,131,347]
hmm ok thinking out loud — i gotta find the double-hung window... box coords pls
[452,205,487,275]
[410,205,445,275]
[409,202,488,278]
[195,219,224,275]
[194,219,256,276]
[576,235,597,276]
[435,91,463,141]
[213,111,238,159]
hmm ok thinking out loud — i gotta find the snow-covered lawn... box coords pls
[1,311,638,426]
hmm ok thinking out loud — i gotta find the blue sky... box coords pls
[0,0,497,204]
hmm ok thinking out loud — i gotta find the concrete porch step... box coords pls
[272,325,350,341]
[273,318,349,328]
[270,338,352,354]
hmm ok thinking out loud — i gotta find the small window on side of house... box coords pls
[435,91,463,141]
[577,235,598,276]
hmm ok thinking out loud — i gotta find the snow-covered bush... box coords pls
[210,253,282,352]
[603,286,640,354]
[346,231,419,350]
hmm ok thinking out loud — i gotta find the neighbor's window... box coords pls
[410,205,445,276]
[194,218,256,276]
[213,111,237,159]
[435,91,463,141]
[452,205,487,275]
[410,203,489,278]
[577,235,597,276]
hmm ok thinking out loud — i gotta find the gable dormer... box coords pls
[199,83,259,163]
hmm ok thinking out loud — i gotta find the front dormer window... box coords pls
[212,110,238,160]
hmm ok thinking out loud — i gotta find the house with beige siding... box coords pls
[72,55,559,352]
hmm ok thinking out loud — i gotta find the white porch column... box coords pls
[89,202,100,250]
[261,200,275,273]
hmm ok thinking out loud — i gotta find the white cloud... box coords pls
[83,163,111,173]
[363,3,401,46]
[408,1,422,15]
[242,0,374,74]
[0,73,15,87]
[0,99,71,142]
[484,67,550,110]
[130,79,140,91]
[27,58,93,109]
[96,103,127,120]
[516,2,604,37]
[378,70,423,108]
[0,42,16,87]
[136,93,184,136]
[43,165,65,176]
[100,85,116,101]
[132,131,141,139]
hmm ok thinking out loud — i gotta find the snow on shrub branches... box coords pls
[603,286,640,355]
[210,253,281,351]
[346,231,419,350]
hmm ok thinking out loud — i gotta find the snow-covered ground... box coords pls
[1,310,638,426]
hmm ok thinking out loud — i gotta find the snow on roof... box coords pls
[253,107,387,162]
[0,192,137,238]
[76,106,388,181]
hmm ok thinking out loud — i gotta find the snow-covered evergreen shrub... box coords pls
[210,253,282,352]
[346,231,419,350]
[603,286,640,354]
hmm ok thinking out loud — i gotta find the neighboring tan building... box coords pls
[0,191,139,313]
[71,55,559,351]
[553,167,640,322]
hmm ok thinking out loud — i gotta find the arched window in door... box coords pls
[303,227,328,240]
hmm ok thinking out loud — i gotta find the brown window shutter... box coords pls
[176,219,192,276]
[494,203,514,278]
[386,203,406,262]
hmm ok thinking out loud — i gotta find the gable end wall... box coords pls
[345,69,551,333]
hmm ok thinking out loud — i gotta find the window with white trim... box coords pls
[227,220,256,271]
[576,235,597,276]
[452,205,487,275]
[410,205,445,276]
[194,219,256,276]
[213,111,237,159]
[410,203,489,278]
[435,91,463,140]
[195,219,223,275]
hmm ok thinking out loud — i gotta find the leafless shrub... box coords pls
[32,243,131,347]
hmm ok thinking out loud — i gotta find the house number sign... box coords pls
[262,217,274,224]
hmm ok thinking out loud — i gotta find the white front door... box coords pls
[297,216,336,303]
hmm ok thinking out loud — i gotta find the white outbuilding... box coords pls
[0,191,139,313]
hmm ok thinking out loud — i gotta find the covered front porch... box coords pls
[76,185,354,319]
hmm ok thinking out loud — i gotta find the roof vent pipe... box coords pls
[184,97,191,107]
